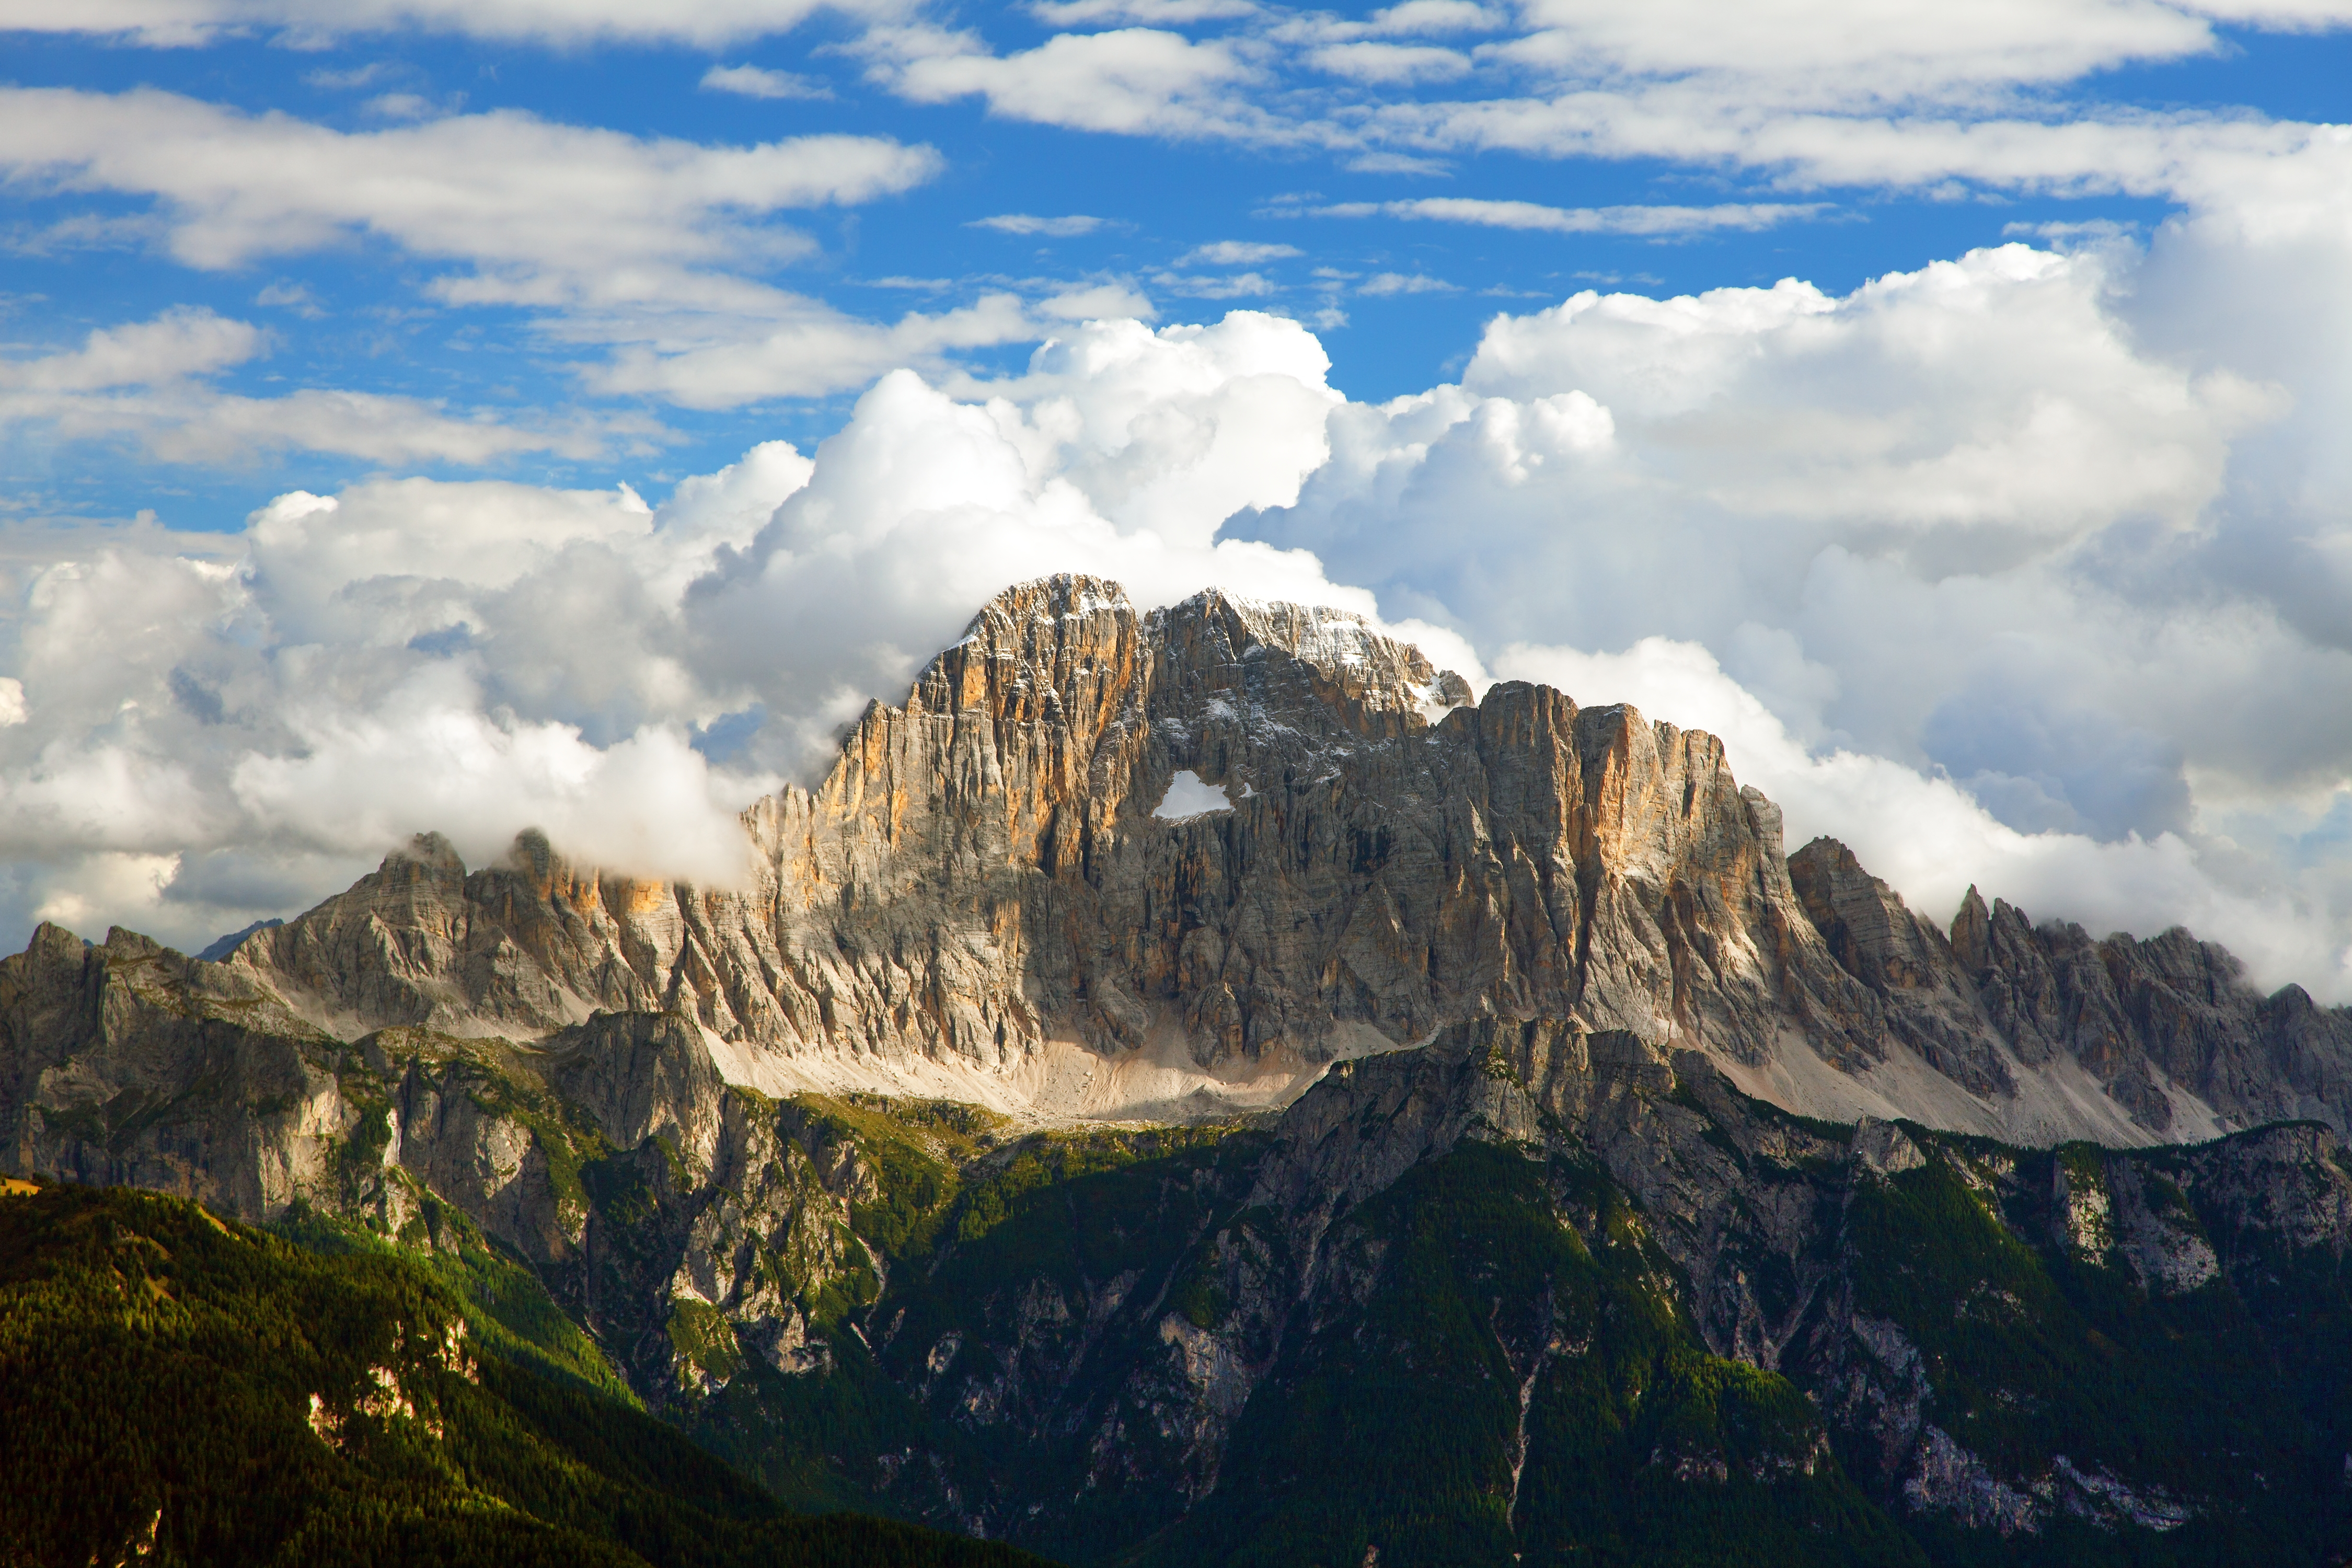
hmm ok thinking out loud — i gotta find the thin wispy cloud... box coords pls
[1176,239,1299,265]
[1301,198,1832,236]
[970,213,1112,236]
[1356,271,1455,295]
[0,0,912,47]
[701,64,836,100]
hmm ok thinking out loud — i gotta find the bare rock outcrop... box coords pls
[15,573,2352,1156]
[187,578,1970,1129]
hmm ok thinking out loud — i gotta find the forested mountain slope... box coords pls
[0,1179,1048,1568]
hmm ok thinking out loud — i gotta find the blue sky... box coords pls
[5,0,2352,999]
[6,3,2343,524]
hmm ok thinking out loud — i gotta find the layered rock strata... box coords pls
[136,572,2352,1146]
[16,573,2352,1564]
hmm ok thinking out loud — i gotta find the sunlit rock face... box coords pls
[17,576,2352,1563]
[36,570,2300,1145]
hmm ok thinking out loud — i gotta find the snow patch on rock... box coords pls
[1154,769,1232,820]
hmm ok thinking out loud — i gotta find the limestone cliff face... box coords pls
[1950,882,2352,1133]
[0,925,344,1216]
[16,558,2352,1564]
[1790,837,2352,1139]
[135,572,2346,1147]
[187,580,1855,1098]
[0,919,884,1408]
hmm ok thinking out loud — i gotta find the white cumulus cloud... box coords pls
[0,312,1368,955]
[868,25,1271,139]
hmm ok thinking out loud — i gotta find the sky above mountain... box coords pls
[5,0,2352,998]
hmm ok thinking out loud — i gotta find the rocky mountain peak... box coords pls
[1950,883,1992,974]
[14,573,2352,1568]
[17,572,2352,1151]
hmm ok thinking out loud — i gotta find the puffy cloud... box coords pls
[0,308,261,392]
[0,442,817,950]
[867,26,1273,140]
[685,311,1362,762]
[1261,244,2270,626]
[229,665,768,884]
[0,311,1367,954]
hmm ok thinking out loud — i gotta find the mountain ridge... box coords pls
[131,571,2352,1149]
[13,573,2352,1565]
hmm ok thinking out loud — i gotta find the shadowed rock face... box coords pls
[8,570,2327,1147]
[18,577,2352,1564]
[1789,837,2352,1141]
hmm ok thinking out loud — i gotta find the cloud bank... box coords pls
[9,222,2352,997]
[1231,215,2352,995]
[0,313,1368,953]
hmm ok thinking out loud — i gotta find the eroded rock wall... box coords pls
[21,572,2352,1154]
[193,576,1968,1125]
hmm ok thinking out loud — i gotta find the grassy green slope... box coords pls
[273,1186,641,1407]
[0,1180,1055,1568]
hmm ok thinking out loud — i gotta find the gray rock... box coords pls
[120,572,2347,1148]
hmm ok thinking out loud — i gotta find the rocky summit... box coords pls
[10,573,2352,1567]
